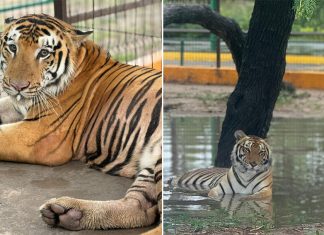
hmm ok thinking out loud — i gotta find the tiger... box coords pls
[172,130,272,200]
[0,14,162,231]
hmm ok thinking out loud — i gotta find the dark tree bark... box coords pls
[164,0,295,167]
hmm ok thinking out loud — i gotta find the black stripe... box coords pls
[156,158,162,165]
[86,119,104,161]
[248,170,264,182]
[50,96,81,127]
[154,170,162,182]
[41,28,51,36]
[15,25,28,30]
[123,100,146,149]
[137,179,155,183]
[232,167,246,188]
[94,119,120,166]
[126,75,159,118]
[78,62,121,151]
[126,189,157,204]
[219,183,225,194]
[256,182,272,193]
[24,113,49,121]
[103,98,123,144]
[144,168,154,174]
[109,122,126,161]
[144,97,161,145]
[155,88,162,98]
[138,174,154,178]
[107,129,141,175]
[141,71,161,84]
[85,65,142,147]
[130,185,147,189]
[227,174,234,193]
[252,173,271,192]
[122,99,147,149]
[157,192,162,201]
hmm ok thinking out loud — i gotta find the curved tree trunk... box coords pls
[164,0,295,167]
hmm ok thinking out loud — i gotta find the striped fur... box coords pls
[0,14,161,230]
[173,130,272,199]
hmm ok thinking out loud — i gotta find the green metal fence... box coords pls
[0,0,162,67]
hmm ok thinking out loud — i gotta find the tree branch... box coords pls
[164,4,246,72]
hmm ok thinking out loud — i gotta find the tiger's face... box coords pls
[231,130,271,173]
[0,14,91,115]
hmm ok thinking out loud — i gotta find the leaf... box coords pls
[294,0,317,20]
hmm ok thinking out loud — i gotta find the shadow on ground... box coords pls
[0,161,155,234]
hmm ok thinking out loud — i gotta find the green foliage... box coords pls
[294,0,317,20]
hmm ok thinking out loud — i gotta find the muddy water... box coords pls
[163,116,324,232]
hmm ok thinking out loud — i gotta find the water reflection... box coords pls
[164,116,324,231]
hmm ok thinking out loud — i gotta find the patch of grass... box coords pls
[276,90,310,106]
[164,207,274,233]
[193,93,229,107]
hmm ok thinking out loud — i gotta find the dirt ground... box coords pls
[164,83,324,118]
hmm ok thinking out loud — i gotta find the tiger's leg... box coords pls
[239,187,272,201]
[0,120,73,165]
[40,166,160,230]
[0,96,23,124]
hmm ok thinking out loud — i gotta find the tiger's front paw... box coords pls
[40,197,85,230]
[208,188,220,199]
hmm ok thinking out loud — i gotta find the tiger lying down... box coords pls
[0,14,161,231]
[172,130,272,200]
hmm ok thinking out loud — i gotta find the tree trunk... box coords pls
[216,0,295,167]
[164,0,295,167]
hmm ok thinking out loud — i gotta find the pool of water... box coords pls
[163,116,324,233]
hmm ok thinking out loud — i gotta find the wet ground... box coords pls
[163,116,324,234]
[164,83,324,118]
[0,161,155,234]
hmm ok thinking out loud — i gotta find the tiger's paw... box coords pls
[40,197,85,230]
[208,188,220,199]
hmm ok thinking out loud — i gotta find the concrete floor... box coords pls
[0,161,155,234]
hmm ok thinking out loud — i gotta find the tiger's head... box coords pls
[0,14,92,115]
[231,130,271,173]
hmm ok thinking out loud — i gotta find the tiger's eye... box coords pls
[9,44,17,53]
[39,49,50,58]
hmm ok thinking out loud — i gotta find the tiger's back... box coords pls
[69,42,162,177]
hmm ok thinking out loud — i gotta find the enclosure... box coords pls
[164,0,324,234]
[0,0,162,69]
[0,0,162,234]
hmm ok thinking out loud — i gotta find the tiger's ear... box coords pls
[72,29,93,42]
[234,130,247,141]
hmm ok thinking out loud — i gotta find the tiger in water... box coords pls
[172,130,272,199]
[0,14,161,231]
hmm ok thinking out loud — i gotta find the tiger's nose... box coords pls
[10,81,30,91]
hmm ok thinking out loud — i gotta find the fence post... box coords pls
[54,0,67,22]
[180,40,185,66]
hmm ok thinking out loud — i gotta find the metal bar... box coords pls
[0,0,53,13]
[180,40,184,66]
[54,0,67,21]
[164,28,324,37]
[67,0,160,24]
